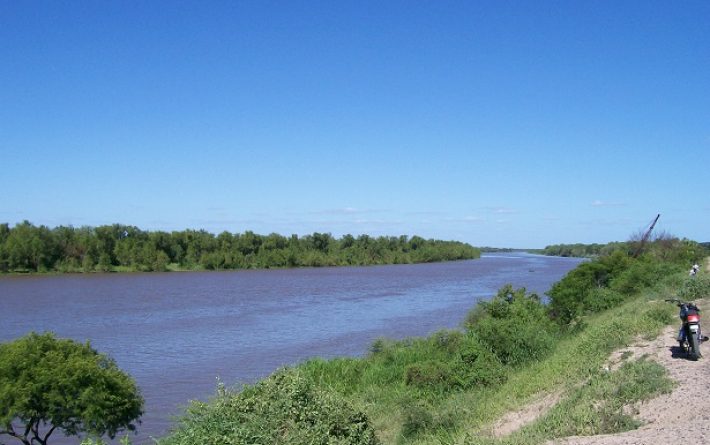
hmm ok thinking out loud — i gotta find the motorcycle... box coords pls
[666,298,704,360]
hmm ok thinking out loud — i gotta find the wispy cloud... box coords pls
[405,210,448,217]
[483,206,518,215]
[309,207,387,216]
[442,215,485,224]
[581,217,635,227]
[591,200,626,208]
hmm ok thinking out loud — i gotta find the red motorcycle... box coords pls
[666,298,704,360]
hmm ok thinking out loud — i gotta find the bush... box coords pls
[454,333,507,386]
[159,368,379,445]
[467,285,559,366]
[678,276,710,301]
[398,399,456,439]
[610,257,679,297]
[431,329,464,353]
[585,288,626,313]
[398,331,506,391]
[405,360,454,388]
[548,251,632,324]
[400,401,433,437]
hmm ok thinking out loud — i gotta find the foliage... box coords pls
[678,275,710,301]
[547,237,703,326]
[537,241,628,258]
[80,434,132,445]
[0,221,480,273]
[0,332,143,445]
[547,250,632,324]
[465,285,559,366]
[399,399,456,439]
[158,369,379,445]
[403,333,506,391]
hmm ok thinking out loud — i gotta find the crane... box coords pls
[632,214,660,258]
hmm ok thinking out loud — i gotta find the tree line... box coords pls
[0,221,480,273]
[535,242,627,257]
[538,237,708,260]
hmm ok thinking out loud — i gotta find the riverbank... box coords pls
[1,253,583,445]
[156,242,709,444]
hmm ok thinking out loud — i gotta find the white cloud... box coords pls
[483,206,518,215]
[591,200,626,208]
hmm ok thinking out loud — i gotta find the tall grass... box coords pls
[437,297,676,445]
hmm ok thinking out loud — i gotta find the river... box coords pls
[0,253,583,444]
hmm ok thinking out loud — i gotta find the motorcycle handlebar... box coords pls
[665,298,688,307]
[666,298,700,311]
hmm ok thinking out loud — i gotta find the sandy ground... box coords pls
[548,311,710,445]
[548,260,710,444]
[490,298,710,444]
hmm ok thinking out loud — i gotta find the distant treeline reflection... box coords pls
[0,221,480,273]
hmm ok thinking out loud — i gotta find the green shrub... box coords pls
[468,285,559,366]
[405,360,454,388]
[398,398,457,439]
[431,329,464,353]
[400,331,506,392]
[548,251,632,324]
[454,333,507,386]
[678,276,710,301]
[585,288,625,313]
[159,369,379,445]
[400,401,434,438]
[610,257,679,297]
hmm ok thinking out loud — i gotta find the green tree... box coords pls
[0,332,144,445]
[0,221,481,273]
[0,223,9,272]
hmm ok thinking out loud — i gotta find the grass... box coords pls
[416,298,675,445]
[295,285,681,445]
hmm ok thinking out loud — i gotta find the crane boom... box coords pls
[633,214,660,257]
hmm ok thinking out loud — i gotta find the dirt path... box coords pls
[548,322,710,445]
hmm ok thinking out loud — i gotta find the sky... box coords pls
[1,1,708,248]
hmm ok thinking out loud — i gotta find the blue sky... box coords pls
[1,1,708,248]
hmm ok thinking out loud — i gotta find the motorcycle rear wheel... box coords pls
[689,332,701,360]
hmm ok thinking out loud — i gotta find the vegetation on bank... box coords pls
[157,236,708,445]
[535,238,708,259]
[0,221,480,273]
[533,242,628,258]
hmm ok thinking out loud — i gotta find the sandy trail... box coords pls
[548,321,710,445]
